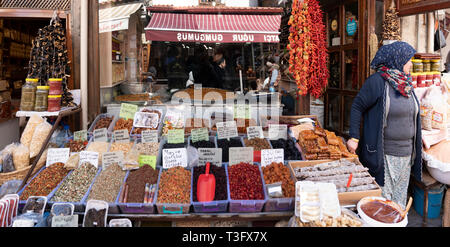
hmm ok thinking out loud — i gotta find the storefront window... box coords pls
[327,94,340,131]
[329,52,340,88]
[328,8,340,47]
[344,49,358,90]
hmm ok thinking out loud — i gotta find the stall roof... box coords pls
[99,2,143,33]
[147,5,284,14]
[145,12,282,43]
[0,0,71,10]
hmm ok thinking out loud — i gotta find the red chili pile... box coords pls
[20,163,70,200]
[157,166,191,204]
[228,163,264,200]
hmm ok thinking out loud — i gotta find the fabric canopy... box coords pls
[99,3,143,33]
[145,13,281,43]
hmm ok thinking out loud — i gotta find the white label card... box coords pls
[114,129,130,143]
[51,215,79,227]
[229,147,254,166]
[79,151,99,168]
[93,128,108,142]
[142,130,159,143]
[46,148,70,167]
[162,148,188,169]
[268,124,288,140]
[247,126,264,139]
[198,148,222,166]
[261,149,284,167]
[216,121,238,140]
[102,152,124,170]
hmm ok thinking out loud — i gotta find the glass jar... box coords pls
[34,86,49,112]
[412,59,423,73]
[422,60,431,72]
[425,72,434,87]
[48,95,61,112]
[411,73,418,88]
[431,59,440,72]
[48,78,63,95]
[417,73,426,88]
[20,79,38,111]
[432,72,441,86]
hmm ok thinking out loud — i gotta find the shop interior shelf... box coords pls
[15,105,79,118]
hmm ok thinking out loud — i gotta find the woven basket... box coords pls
[0,161,46,186]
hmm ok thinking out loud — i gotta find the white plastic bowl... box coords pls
[357,197,408,227]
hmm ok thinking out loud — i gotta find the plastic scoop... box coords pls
[197,162,216,202]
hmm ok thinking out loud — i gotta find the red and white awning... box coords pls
[145,13,281,43]
[99,3,142,33]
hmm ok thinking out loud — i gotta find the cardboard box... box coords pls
[288,158,382,206]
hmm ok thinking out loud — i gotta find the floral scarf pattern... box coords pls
[378,66,413,98]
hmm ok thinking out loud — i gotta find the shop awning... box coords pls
[99,3,142,33]
[145,13,281,43]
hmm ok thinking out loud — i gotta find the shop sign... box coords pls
[79,151,99,168]
[119,103,138,120]
[139,155,157,169]
[261,149,284,167]
[102,152,124,170]
[51,215,78,227]
[114,129,130,143]
[167,129,185,144]
[191,128,209,143]
[268,124,288,140]
[346,18,357,37]
[198,148,222,167]
[229,147,253,166]
[142,130,159,143]
[99,18,129,33]
[247,126,264,139]
[74,130,88,142]
[93,128,108,142]
[46,148,70,167]
[162,148,188,169]
[216,121,238,140]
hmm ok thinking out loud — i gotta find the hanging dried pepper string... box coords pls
[288,0,329,98]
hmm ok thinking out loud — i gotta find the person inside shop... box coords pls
[347,41,422,208]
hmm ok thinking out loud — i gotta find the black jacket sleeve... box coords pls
[349,73,384,140]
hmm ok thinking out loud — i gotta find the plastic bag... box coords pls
[420,96,433,131]
[29,121,52,158]
[0,180,22,199]
[12,144,30,170]
[1,144,17,173]
[36,149,48,169]
[65,153,79,171]
[428,86,448,130]
[187,146,199,168]
[20,115,44,149]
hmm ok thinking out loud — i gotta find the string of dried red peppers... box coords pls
[288,0,329,98]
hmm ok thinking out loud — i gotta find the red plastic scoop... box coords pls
[197,162,216,202]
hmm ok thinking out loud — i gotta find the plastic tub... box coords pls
[190,164,229,213]
[130,106,165,139]
[242,138,273,163]
[88,113,116,136]
[356,196,408,227]
[412,184,445,219]
[109,218,132,227]
[155,167,191,214]
[83,200,109,227]
[116,168,160,214]
[263,162,296,212]
[134,138,163,169]
[227,163,267,213]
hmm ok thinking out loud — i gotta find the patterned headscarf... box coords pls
[370,41,417,97]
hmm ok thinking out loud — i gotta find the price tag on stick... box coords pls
[216,121,238,140]
[93,128,108,142]
[198,148,222,166]
[114,129,130,143]
[79,151,99,168]
[162,148,187,169]
[119,103,138,120]
[247,126,264,139]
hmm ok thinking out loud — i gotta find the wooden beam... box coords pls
[396,0,450,17]
[71,0,82,129]
[0,9,67,18]
[87,0,101,122]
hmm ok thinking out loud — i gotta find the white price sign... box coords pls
[114,129,130,143]
[198,148,222,166]
[247,126,264,139]
[93,128,108,142]
[79,151,99,168]
[268,124,288,140]
[141,130,159,143]
[216,121,238,140]
[51,215,79,227]
[46,148,70,167]
[229,147,254,166]
[162,148,188,169]
[102,152,124,170]
[261,149,284,167]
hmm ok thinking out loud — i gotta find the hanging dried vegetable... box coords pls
[382,1,401,41]
[287,0,329,98]
[27,15,74,107]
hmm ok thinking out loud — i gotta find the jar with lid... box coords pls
[412,59,423,73]
[425,72,434,87]
[417,73,426,88]
[20,79,38,111]
[48,95,61,112]
[422,60,431,72]
[48,78,63,95]
[432,72,441,86]
[410,73,418,88]
[34,86,49,112]
[431,59,440,72]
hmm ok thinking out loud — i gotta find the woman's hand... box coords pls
[347,139,359,154]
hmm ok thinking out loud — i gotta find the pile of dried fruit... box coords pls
[228,163,264,200]
[262,162,295,198]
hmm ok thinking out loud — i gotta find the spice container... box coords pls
[262,162,296,212]
[47,95,61,112]
[417,73,426,88]
[83,199,108,227]
[87,164,126,214]
[411,73,418,88]
[432,72,441,86]
[412,59,423,73]
[191,164,229,213]
[227,163,267,213]
[50,162,100,212]
[20,79,37,111]
[117,165,160,214]
[425,72,434,87]
[22,196,47,216]
[88,114,115,136]
[155,166,191,214]
[216,137,244,162]
[431,59,440,72]
[48,78,63,95]
[34,86,49,112]
[422,60,431,72]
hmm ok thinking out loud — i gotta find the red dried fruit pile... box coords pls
[228,163,264,200]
